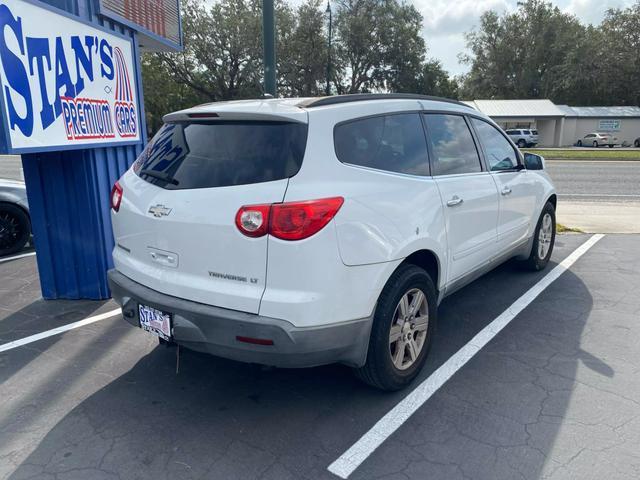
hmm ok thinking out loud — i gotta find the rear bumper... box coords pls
[108,269,372,368]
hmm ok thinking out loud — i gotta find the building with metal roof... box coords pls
[466,99,640,147]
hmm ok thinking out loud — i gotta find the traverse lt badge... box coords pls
[148,204,172,217]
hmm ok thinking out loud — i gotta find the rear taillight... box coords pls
[270,197,344,240]
[235,197,344,241]
[235,204,271,237]
[111,181,123,212]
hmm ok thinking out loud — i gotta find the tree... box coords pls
[141,0,462,125]
[331,0,427,93]
[460,0,586,102]
[141,54,209,135]
[598,2,640,106]
[277,0,327,96]
[460,0,640,106]
[156,0,264,101]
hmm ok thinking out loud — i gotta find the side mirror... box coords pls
[524,152,545,170]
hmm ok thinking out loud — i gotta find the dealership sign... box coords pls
[598,119,621,132]
[0,0,140,153]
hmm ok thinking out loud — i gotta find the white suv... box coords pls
[108,94,556,390]
[505,129,539,148]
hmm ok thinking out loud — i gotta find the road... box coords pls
[546,160,640,202]
[0,155,22,181]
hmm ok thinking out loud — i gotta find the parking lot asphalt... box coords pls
[0,156,22,182]
[1,234,639,480]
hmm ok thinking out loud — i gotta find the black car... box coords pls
[0,179,31,256]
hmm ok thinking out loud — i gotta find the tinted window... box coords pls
[470,118,519,171]
[505,130,516,135]
[531,130,538,135]
[424,114,482,176]
[334,114,429,176]
[134,121,308,190]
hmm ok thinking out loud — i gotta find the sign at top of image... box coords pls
[0,0,141,153]
[99,0,181,50]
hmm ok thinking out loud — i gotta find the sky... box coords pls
[416,0,635,76]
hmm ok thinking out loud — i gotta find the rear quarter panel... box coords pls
[285,101,449,290]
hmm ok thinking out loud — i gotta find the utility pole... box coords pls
[262,0,276,96]
[325,1,332,96]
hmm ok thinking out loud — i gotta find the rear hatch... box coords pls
[112,116,308,314]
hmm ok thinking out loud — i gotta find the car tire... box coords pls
[593,141,598,148]
[522,202,556,272]
[577,140,582,147]
[635,139,640,148]
[608,144,614,148]
[0,202,31,257]
[354,264,437,391]
[517,139,526,148]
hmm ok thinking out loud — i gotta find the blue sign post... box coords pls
[0,0,180,299]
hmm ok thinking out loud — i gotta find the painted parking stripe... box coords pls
[0,251,36,264]
[0,308,121,353]
[328,234,605,479]
[558,193,640,198]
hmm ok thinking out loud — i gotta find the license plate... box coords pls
[138,304,172,340]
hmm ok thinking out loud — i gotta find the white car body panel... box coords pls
[434,173,499,283]
[112,170,289,314]
[490,170,540,251]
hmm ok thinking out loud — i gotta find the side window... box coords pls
[334,114,429,176]
[423,114,482,176]
[470,118,519,171]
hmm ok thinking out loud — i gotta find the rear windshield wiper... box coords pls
[140,169,179,186]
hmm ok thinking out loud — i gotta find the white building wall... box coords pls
[560,118,578,146]
[536,119,557,147]
[570,118,640,146]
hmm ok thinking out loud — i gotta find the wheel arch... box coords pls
[399,249,441,295]
[547,193,557,210]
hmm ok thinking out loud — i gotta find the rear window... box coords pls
[531,130,538,135]
[133,121,308,190]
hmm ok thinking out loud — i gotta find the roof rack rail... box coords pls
[299,93,472,109]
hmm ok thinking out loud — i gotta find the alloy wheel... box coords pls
[538,213,553,259]
[389,288,429,370]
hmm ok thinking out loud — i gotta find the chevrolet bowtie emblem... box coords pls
[148,204,173,217]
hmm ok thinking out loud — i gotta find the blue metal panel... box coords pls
[22,144,141,299]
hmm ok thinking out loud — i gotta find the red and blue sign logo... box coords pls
[113,46,137,138]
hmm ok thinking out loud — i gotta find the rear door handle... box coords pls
[501,186,512,196]
[446,196,463,207]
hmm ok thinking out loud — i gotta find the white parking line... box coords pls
[327,234,605,479]
[0,308,121,353]
[0,251,36,264]
[558,193,640,198]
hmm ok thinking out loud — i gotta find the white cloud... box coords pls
[414,0,514,75]
[563,0,630,25]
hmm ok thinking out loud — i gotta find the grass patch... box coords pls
[523,148,640,160]
[557,223,584,233]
